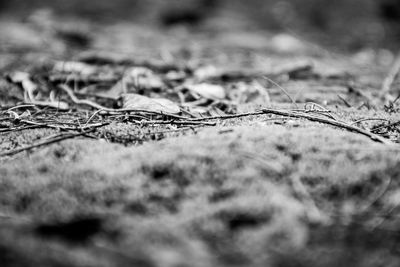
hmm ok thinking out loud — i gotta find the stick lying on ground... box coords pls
[183,108,392,144]
[0,104,393,157]
[0,131,93,157]
[380,51,400,100]
[261,108,392,145]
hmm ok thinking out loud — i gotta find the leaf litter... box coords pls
[1,47,399,157]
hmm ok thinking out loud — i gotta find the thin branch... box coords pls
[263,76,298,107]
[19,119,105,131]
[182,107,393,144]
[351,118,389,125]
[337,94,352,108]
[0,125,43,133]
[371,120,400,133]
[0,124,107,157]
[0,131,87,157]
[134,120,216,126]
[184,111,264,122]
[261,108,393,144]
[380,52,400,99]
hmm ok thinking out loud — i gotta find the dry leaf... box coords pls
[8,72,37,100]
[230,81,270,105]
[194,65,221,81]
[107,67,164,98]
[8,71,69,110]
[122,93,180,114]
[126,67,164,90]
[270,34,306,53]
[186,83,226,100]
[165,70,187,81]
[54,61,97,76]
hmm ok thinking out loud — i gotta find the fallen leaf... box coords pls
[312,61,351,79]
[270,34,307,53]
[8,72,37,99]
[230,81,270,106]
[126,67,164,90]
[107,67,164,98]
[122,93,180,114]
[54,61,97,76]
[194,65,221,81]
[8,71,70,110]
[186,83,226,100]
[165,70,187,82]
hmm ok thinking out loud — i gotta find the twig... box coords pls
[19,119,105,131]
[391,92,400,105]
[380,52,400,99]
[263,76,298,107]
[301,103,339,121]
[0,121,108,157]
[134,120,216,126]
[261,108,393,144]
[145,126,201,135]
[351,118,389,125]
[84,109,103,127]
[184,111,264,122]
[180,107,388,145]
[348,85,375,105]
[0,130,91,157]
[337,94,352,108]
[184,108,391,144]
[371,120,400,133]
[6,104,36,111]
[59,84,113,110]
[0,125,43,133]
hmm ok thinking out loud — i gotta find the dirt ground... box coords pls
[2,3,400,267]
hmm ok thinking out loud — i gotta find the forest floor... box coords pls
[1,9,400,267]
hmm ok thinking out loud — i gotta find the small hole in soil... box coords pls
[151,165,171,180]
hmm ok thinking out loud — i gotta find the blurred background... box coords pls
[0,0,399,50]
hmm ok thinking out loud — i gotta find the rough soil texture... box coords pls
[1,4,400,267]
